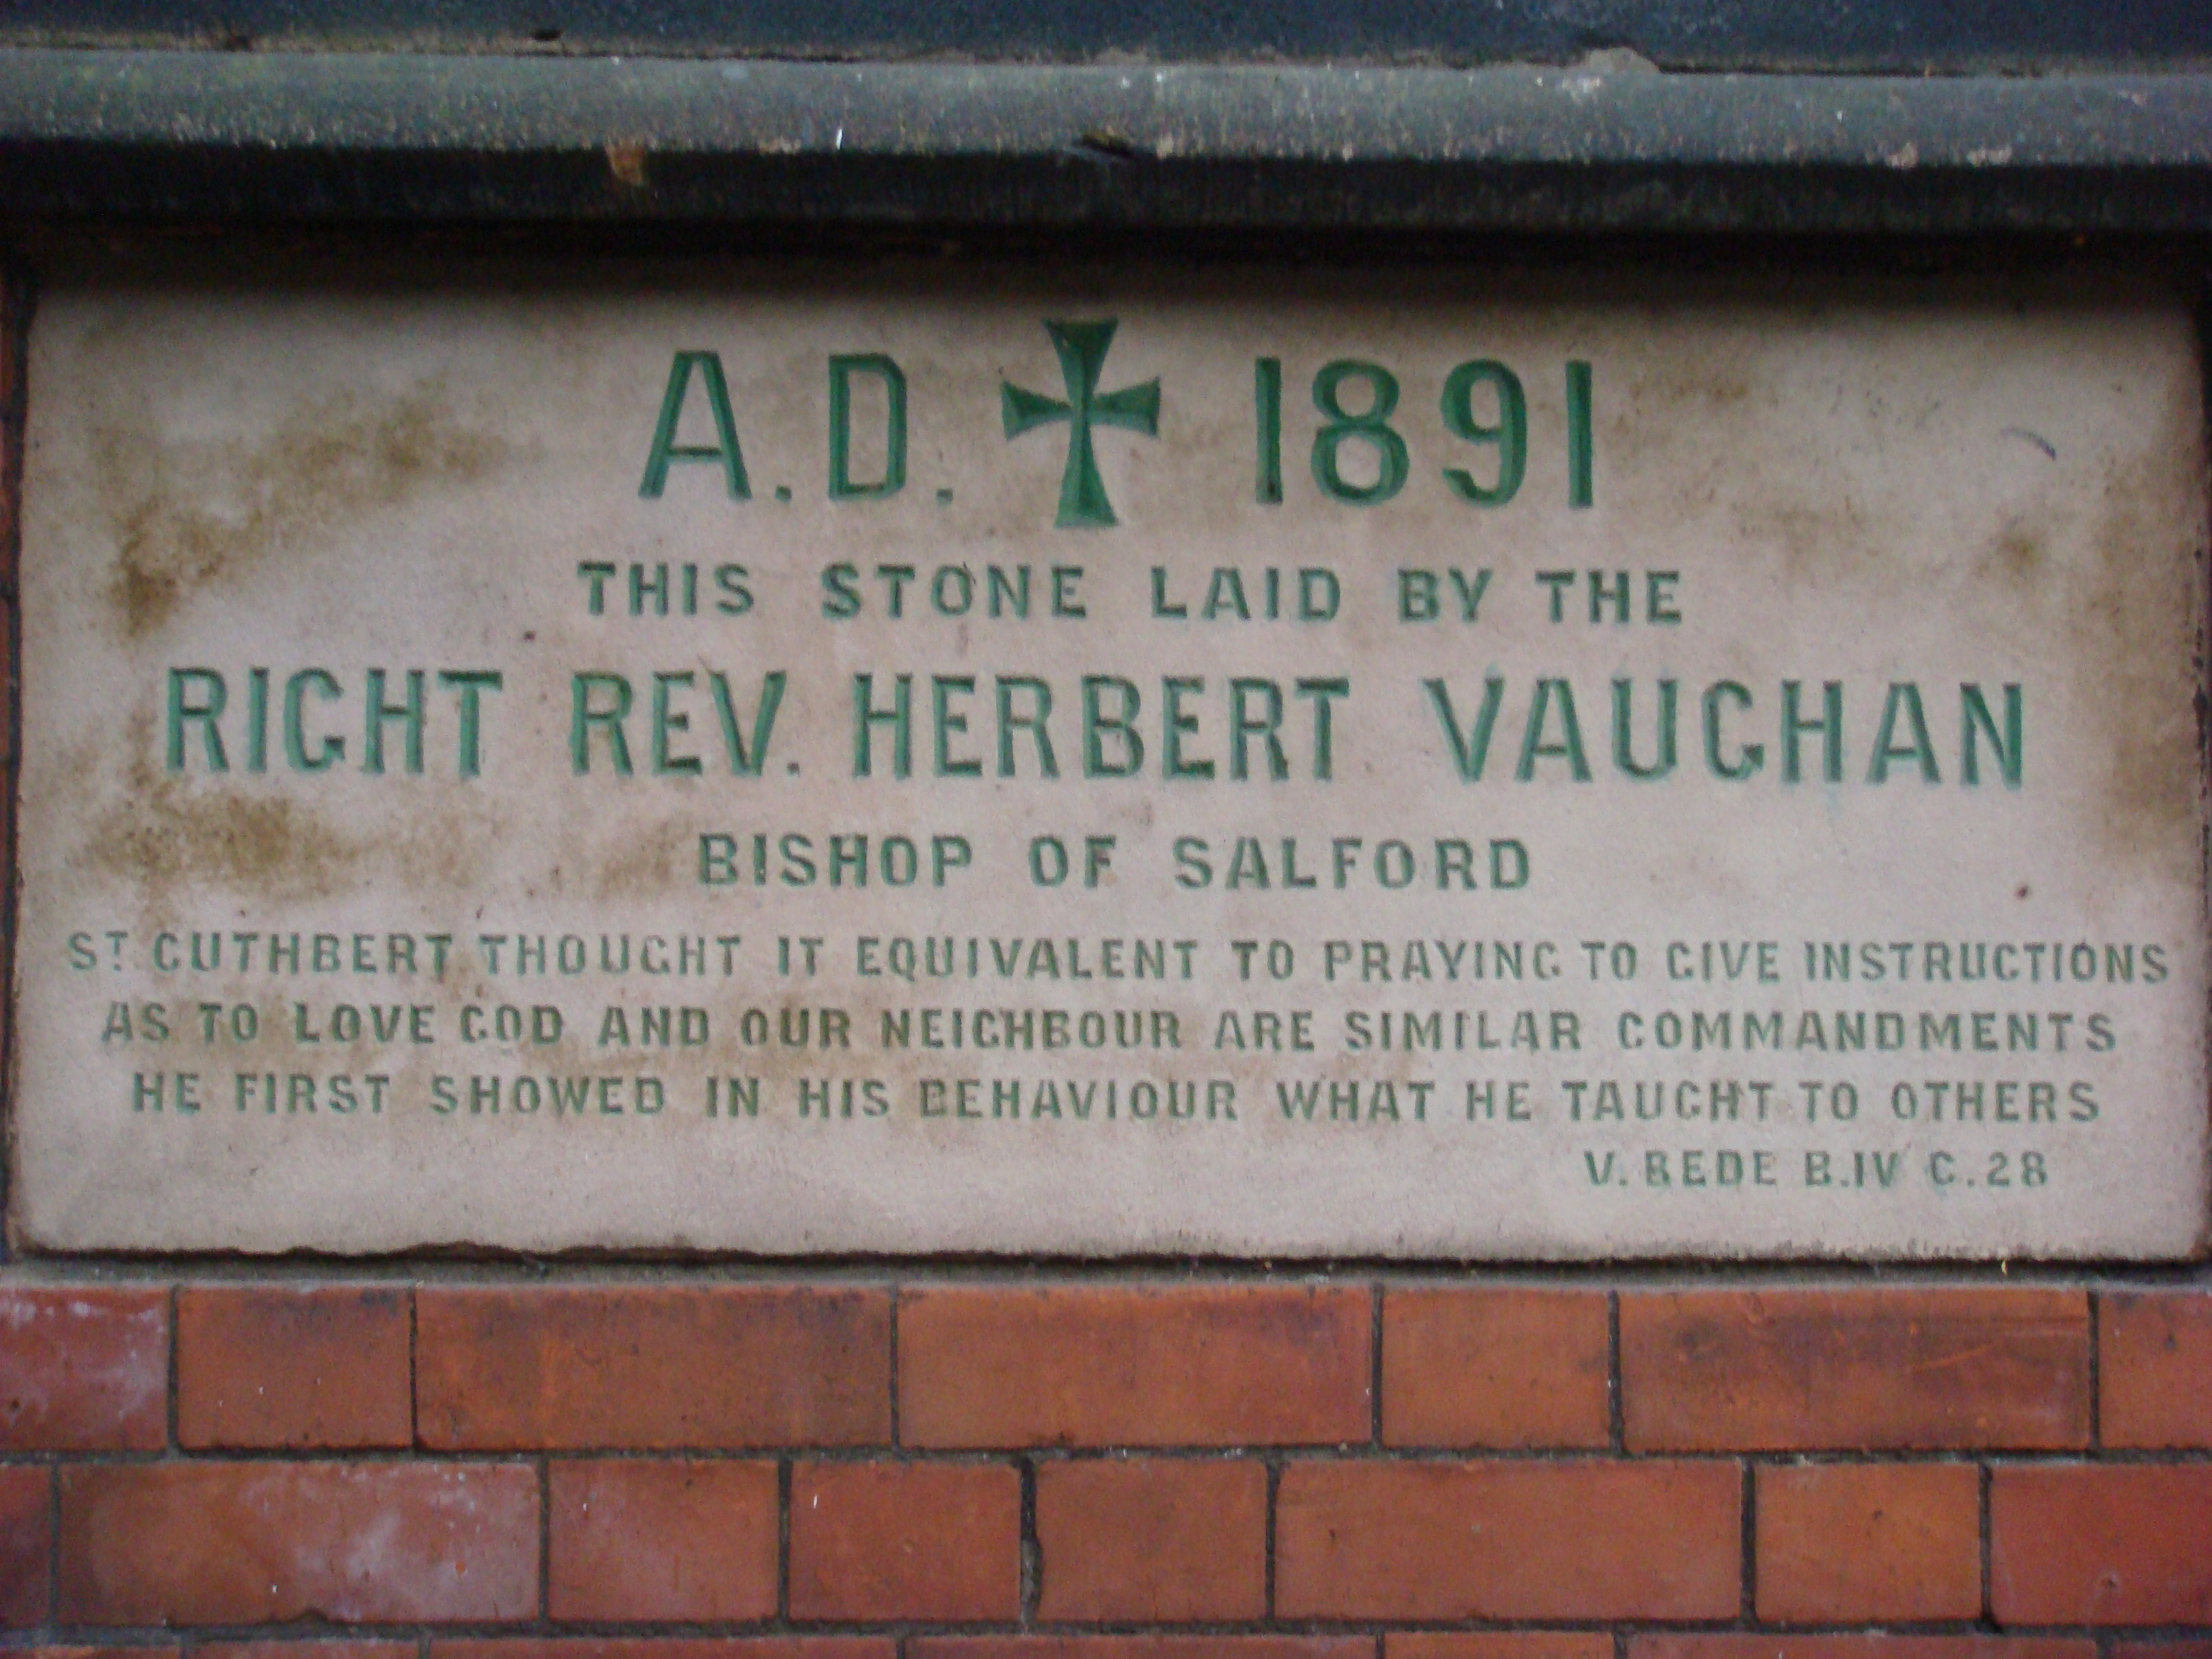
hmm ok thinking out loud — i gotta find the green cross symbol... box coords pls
[1001,319,1160,529]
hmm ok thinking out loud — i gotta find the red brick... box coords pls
[901,1285,1370,1448]
[1756,1462,1980,1622]
[437,1646,893,1659]
[1991,1465,2212,1624]
[789,1460,1019,1621]
[201,1647,417,1659]
[1389,1639,1609,1659]
[550,1459,777,1621]
[2100,1292,2212,1448]
[916,1643,1371,1659]
[2111,1647,2212,1659]
[0,1464,49,1626]
[1622,1289,2089,1451]
[1636,1640,2094,1659]
[0,1288,168,1451]
[58,1460,537,1623]
[1382,1289,1610,1448]
[1277,1458,1740,1620]
[12,1651,182,1659]
[178,1284,411,1450]
[417,1285,890,1450]
[1035,1457,1265,1621]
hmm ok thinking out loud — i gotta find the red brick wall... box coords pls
[0,1276,2206,1650]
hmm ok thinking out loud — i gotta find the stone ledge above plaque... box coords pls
[12,276,2207,1258]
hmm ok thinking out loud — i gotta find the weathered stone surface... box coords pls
[12,278,2207,1256]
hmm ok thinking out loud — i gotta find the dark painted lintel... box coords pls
[0,49,2209,233]
[2,0,2208,77]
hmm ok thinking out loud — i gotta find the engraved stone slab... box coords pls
[12,277,2208,1256]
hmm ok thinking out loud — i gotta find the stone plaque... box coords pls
[12,278,2207,1257]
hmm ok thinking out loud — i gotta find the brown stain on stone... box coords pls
[2064,378,2209,874]
[595,825,682,900]
[69,708,497,904]
[396,809,493,899]
[1976,520,2046,587]
[96,381,506,639]
[1612,366,1752,444]
[1733,498,1877,591]
[85,774,365,903]
[1618,310,2206,886]
[1607,342,1805,562]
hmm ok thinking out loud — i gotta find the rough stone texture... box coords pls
[11,287,2206,1261]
